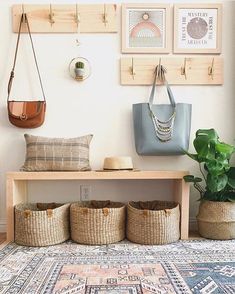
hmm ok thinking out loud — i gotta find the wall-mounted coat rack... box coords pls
[120,57,223,85]
[12,4,118,33]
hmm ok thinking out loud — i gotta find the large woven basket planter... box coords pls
[127,201,180,245]
[70,200,126,245]
[197,200,235,240]
[15,203,70,246]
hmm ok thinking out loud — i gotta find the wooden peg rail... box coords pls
[120,57,223,85]
[12,4,118,33]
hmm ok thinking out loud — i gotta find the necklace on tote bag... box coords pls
[7,13,46,128]
[132,65,192,156]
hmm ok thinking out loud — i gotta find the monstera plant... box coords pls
[184,129,235,202]
[184,129,235,240]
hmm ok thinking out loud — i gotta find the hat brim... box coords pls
[95,168,139,172]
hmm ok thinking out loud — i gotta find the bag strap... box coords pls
[148,66,176,142]
[149,65,176,108]
[7,13,46,102]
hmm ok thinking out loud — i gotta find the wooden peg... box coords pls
[130,58,136,80]
[181,58,187,80]
[49,4,55,26]
[208,58,215,80]
[103,4,108,26]
[74,4,80,27]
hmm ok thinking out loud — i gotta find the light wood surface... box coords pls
[174,4,222,54]
[0,233,7,250]
[12,4,118,33]
[120,57,223,85]
[0,233,6,244]
[7,170,188,180]
[6,170,190,242]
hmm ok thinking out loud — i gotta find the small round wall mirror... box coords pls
[69,57,91,81]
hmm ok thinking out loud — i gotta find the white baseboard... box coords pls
[189,217,198,232]
[0,219,6,233]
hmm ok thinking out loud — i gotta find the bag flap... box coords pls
[8,101,45,119]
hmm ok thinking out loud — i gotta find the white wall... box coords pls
[0,0,234,232]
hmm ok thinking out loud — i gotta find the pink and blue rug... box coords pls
[0,239,235,293]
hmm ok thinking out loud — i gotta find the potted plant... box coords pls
[74,61,85,80]
[184,129,235,239]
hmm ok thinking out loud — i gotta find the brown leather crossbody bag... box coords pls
[7,13,46,128]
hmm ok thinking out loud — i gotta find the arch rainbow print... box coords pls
[122,4,170,53]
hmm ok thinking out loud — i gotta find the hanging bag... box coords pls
[7,13,46,128]
[133,65,192,155]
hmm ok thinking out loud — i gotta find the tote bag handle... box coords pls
[148,65,176,142]
[149,65,176,107]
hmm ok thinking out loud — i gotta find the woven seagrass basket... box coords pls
[127,201,180,245]
[15,203,70,246]
[70,200,126,245]
[197,200,235,240]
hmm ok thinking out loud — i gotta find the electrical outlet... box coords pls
[80,185,91,201]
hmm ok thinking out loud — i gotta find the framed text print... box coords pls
[122,4,171,53]
[174,4,222,54]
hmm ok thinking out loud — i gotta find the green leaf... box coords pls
[203,191,219,201]
[184,175,202,183]
[193,136,211,160]
[216,154,230,171]
[196,129,219,141]
[215,143,235,158]
[227,167,235,179]
[205,159,229,176]
[193,130,218,161]
[207,174,228,193]
[228,177,235,188]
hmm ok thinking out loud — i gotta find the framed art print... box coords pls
[122,4,170,53]
[174,4,222,54]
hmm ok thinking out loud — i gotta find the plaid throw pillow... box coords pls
[21,134,93,171]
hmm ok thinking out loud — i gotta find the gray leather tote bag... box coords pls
[133,66,192,156]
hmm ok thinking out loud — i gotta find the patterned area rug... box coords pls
[0,239,235,293]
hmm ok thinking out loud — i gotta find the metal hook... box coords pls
[155,58,161,80]
[181,58,187,80]
[74,4,80,27]
[130,58,136,80]
[103,4,108,26]
[21,4,26,23]
[49,4,55,26]
[156,58,166,82]
[208,58,214,80]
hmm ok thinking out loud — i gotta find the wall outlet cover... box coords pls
[80,185,91,201]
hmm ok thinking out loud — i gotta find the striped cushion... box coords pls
[21,134,93,171]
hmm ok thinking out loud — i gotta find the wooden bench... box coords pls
[6,170,190,242]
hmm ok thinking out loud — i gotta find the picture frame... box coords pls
[122,3,171,54]
[174,4,222,54]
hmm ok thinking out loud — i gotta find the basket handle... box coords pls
[24,210,31,218]
[102,208,109,216]
[82,207,89,215]
[142,210,148,217]
[46,209,53,218]
[164,209,171,216]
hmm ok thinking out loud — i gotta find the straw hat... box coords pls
[103,156,134,170]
